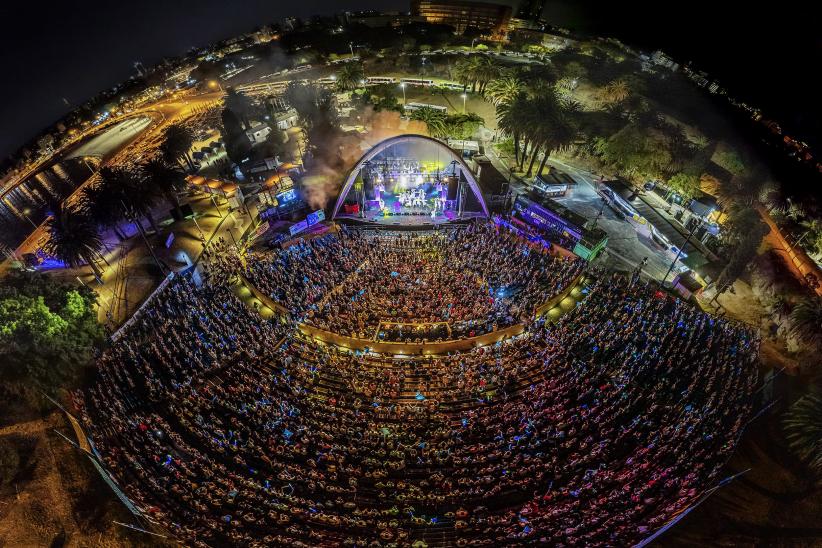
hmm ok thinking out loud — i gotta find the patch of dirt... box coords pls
[0,411,171,548]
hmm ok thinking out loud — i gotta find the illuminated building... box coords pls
[411,0,512,36]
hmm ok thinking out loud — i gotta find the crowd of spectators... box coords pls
[245,223,584,341]
[76,238,759,547]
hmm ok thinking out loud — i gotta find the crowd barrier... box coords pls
[239,273,585,354]
[109,272,175,342]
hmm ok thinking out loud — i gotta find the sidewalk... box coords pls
[53,193,257,329]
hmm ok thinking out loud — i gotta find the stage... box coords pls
[336,209,486,226]
[332,134,492,228]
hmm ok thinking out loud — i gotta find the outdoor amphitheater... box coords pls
[74,136,760,547]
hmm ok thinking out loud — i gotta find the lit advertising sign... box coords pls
[306,209,326,226]
[290,210,326,237]
[276,189,297,204]
[289,220,308,236]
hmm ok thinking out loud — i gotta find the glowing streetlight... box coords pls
[21,208,38,229]
[461,93,467,113]
[400,82,406,105]
[208,80,223,92]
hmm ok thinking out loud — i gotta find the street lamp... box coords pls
[21,208,38,229]
[349,42,355,57]
[461,93,467,113]
[208,80,223,92]
[190,214,206,242]
[400,82,406,105]
[662,222,698,286]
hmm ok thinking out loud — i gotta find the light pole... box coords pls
[471,38,477,49]
[208,80,223,93]
[349,42,355,57]
[190,214,206,242]
[662,222,697,285]
[210,194,223,217]
[21,208,38,229]
[400,82,406,106]
[461,93,467,114]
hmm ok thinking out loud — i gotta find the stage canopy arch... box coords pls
[332,134,489,220]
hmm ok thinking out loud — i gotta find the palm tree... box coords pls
[452,58,475,92]
[43,202,104,280]
[486,75,524,107]
[336,63,365,92]
[142,158,188,219]
[473,57,502,94]
[496,92,532,168]
[96,167,161,235]
[601,79,630,104]
[759,181,791,213]
[789,297,822,350]
[80,182,128,241]
[536,99,579,177]
[523,91,579,177]
[410,107,448,139]
[783,392,822,475]
[160,123,196,172]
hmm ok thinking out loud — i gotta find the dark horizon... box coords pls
[0,0,819,159]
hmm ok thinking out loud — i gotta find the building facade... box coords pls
[411,0,512,36]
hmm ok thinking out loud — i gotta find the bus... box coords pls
[366,76,397,85]
[600,186,639,220]
[534,180,568,198]
[401,78,435,87]
[438,81,466,91]
[404,102,447,113]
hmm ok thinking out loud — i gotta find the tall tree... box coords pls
[713,217,768,297]
[142,158,188,218]
[486,74,524,107]
[335,63,365,92]
[95,166,161,235]
[0,271,104,408]
[410,107,448,138]
[783,392,822,474]
[80,181,128,241]
[496,92,532,168]
[523,91,579,177]
[42,203,104,280]
[160,123,196,171]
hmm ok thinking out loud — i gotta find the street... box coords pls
[484,146,679,281]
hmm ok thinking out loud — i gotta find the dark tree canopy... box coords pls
[0,271,104,410]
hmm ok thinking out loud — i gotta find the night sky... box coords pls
[0,1,819,158]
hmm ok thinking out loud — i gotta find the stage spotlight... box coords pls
[416,175,424,184]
